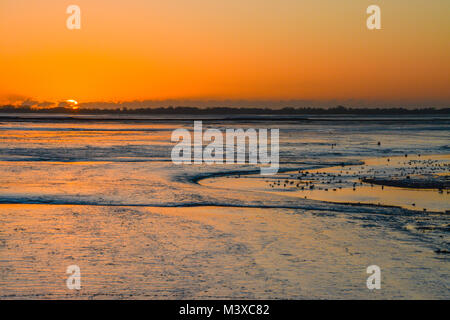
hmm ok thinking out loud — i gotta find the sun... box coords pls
[66,99,79,110]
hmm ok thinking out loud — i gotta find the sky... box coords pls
[0,0,449,108]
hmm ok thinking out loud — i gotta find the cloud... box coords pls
[21,99,40,107]
[37,101,54,108]
[57,101,70,108]
[0,94,30,105]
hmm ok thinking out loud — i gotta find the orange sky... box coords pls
[0,0,449,107]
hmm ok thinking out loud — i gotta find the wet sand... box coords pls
[0,204,448,299]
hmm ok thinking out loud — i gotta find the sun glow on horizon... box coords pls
[66,99,79,110]
[0,0,449,106]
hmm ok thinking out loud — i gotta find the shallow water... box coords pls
[0,114,449,299]
[202,155,450,212]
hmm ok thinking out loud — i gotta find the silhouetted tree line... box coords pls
[0,104,449,115]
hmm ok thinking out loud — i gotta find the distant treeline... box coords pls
[1,105,449,115]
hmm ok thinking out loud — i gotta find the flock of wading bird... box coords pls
[255,142,449,212]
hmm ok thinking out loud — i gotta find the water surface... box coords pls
[0,114,448,299]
